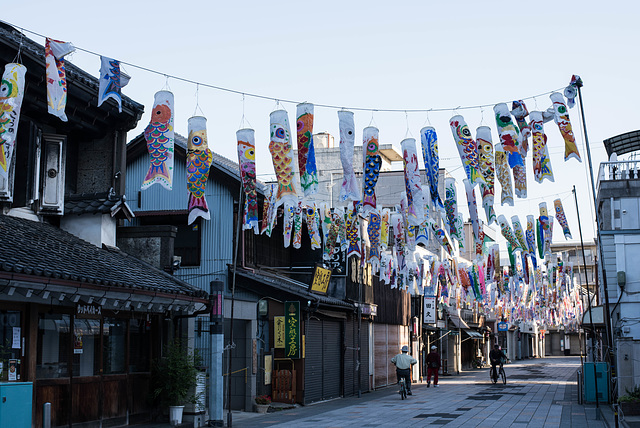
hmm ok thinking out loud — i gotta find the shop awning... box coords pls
[463,329,483,339]
[447,312,470,329]
[232,267,354,310]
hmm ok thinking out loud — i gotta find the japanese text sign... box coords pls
[285,301,300,359]
[310,265,332,295]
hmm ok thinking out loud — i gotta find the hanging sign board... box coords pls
[310,264,332,295]
[285,301,300,359]
[498,321,508,331]
[423,296,436,324]
[76,303,102,319]
[274,316,285,348]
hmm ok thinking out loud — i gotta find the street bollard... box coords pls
[43,402,51,428]
[577,371,583,404]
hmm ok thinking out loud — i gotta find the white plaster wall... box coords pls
[60,213,116,247]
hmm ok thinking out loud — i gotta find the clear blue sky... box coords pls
[4,1,639,245]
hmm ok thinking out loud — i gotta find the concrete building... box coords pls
[596,130,640,400]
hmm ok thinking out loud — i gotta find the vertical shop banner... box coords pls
[310,264,332,295]
[423,296,436,324]
[285,301,300,359]
[274,316,285,348]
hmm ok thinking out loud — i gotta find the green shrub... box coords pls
[619,385,640,403]
[151,339,200,407]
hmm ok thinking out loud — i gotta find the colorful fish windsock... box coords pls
[444,177,458,237]
[547,216,554,256]
[305,203,322,250]
[380,208,390,249]
[463,178,480,244]
[538,202,551,258]
[45,38,75,122]
[494,143,514,206]
[338,110,360,202]
[283,203,295,248]
[450,115,483,186]
[401,138,424,226]
[454,212,465,249]
[420,126,443,211]
[399,193,416,250]
[475,221,485,257]
[368,209,382,267]
[511,100,531,154]
[525,215,537,258]
[498,214,522,252]
[186,116,213,225]
[391,212,405,250]
[237,128,258,232]
[511,216,528,253]
[98,56,130,113]
[296,103,318,197]
[554,198,572,239]
[333,208,347,256]
[494,103,523,168]
[550,92,581,162]
[260,184,277,236]
[476,126,496,225]
[293,201,303,249]
[512,159,527,199]
[362,126,382,211]
[428,219,453,256]
[0,63,26,179]
[346,204,361,258]
[530,111,554,183]
[142,91,174,190]
[269,109,298,207]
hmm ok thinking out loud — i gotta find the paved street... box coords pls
[227,356,611,428]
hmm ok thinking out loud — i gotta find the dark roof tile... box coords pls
[0,214,205,299]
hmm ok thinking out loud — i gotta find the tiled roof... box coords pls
[65,189,133,219]
[0,214,206,299]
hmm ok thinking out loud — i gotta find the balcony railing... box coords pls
[598,160,640,190]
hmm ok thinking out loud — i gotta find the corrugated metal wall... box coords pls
[125,151,256,359]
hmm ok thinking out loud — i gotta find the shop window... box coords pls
[0,310,22,381]
[37,313,71,379]
[129,318,151,372]
[102,318,126,375]
[72,319,101,377]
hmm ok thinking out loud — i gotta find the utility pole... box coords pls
[573,185,599,419]
[208,280,224,427]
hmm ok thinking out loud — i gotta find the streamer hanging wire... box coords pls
[0,19,565,115]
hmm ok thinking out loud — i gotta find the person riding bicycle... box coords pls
[489,344,507,380]
[391,345,417,395]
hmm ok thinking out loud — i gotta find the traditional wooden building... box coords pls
[0,23,208,427]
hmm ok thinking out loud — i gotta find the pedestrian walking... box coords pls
[426,345,441,387]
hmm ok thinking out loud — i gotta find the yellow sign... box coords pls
[274,316,285,348]
[310,265,332,295]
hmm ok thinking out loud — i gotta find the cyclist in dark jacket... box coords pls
[489,344,507,380]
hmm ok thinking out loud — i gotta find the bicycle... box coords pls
[399,377,407,399]
[491,361,507,385]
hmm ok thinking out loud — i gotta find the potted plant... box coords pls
[151,339,200,426]
[619,385,640,416]
[254,395,271,413]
